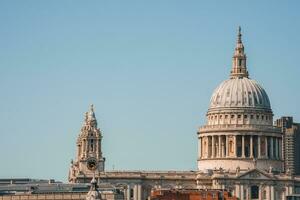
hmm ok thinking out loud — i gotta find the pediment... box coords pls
[237,169,274,180]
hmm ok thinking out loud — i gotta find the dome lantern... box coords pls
[230,26,249,79]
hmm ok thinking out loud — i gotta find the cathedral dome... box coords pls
[198,28,282,173]
[209,77,271,111]
[208,27,272,113]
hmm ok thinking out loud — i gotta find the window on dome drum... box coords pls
[254,95,258,104]
[256,115,260,120]
[225,115,228,119]
[231,115,235,119]
[251,115,254,119]
[244,115,248,119]
[262,116,264,120]
[249,98,252,105]
[238,115,241,119]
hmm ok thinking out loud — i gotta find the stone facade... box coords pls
[68,27,300,200]
[68,105,198,199]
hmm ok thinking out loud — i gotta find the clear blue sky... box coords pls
[0,1,299,182]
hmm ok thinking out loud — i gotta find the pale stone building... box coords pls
[67,27,300,200]
[68,105,197,200]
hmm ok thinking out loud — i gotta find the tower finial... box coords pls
[237,26,242,44]
[86,104,97,126]
[90,104,94,112]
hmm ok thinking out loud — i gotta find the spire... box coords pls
[230,26,249,78]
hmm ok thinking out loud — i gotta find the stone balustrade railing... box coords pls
[199,124,281,133]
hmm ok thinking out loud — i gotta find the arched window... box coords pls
[90,139,94,152]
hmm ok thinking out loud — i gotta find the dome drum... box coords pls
[197,159,282,173]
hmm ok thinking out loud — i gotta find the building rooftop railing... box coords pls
[199,124,281,133]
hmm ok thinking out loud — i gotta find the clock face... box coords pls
[87,158,97,171]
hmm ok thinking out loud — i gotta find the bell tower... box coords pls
[68,105,105,183]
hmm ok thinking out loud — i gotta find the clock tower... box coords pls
[68,105,105,183]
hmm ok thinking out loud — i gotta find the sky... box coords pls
[0,1,299,182]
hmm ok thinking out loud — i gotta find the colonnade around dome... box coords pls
[198,134,282,160]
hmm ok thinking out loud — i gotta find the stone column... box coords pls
[270,137,274,159]
[289,185,294,194]
[198,137,202,159]
[265,137,268,159]
[285,186,289,197]
[242,135,245,158]
[266,185,271,200]
[208,136,212,158]
[206,136,210,158]
[222,137,225,157]
[270,185,275,200]
[235,185,240,199]
[226,135,229,157]
[234,135,237,157]
[258,136,261,158]
[127,185,131,200]
[133,185,138,200]
[137,184,142,200]
[212,136,215,158]
[218,136,221,157]
[240,185,244,200]
[204,137,207,158]
[259,185,263,200]
[96,139,99,157]
[250,135,253,158]
[82,140,86,157]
